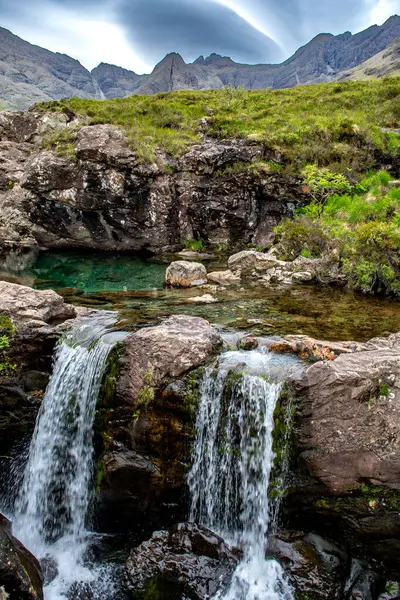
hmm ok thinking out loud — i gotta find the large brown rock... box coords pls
[287,331,400,574]
[118,315,221,404]
[0,514,43,600]
[165,261,207,288]
[293,334,400,493]
[97,316,221,533]
[0,281,76,329]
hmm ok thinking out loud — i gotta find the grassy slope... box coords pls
[36,78,400,172]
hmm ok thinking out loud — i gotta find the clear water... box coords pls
[13,312,124,600]
[15,249,167,293]
[3,249,400,341]
[188,350,298,600]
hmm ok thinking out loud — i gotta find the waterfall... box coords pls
[13,312,122,600]
[188,349,295,600]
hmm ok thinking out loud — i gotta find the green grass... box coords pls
[275,170,400,296]
[35,78,400,169]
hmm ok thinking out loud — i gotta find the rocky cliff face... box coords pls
[0,110,308,263]
[1,17,399,109]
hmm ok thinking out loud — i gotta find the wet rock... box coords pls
[39,555,58,586]
[287,331,400,573]
[165,261,207,288]
[269,335,365,361]
[344,559,382,600]
[0,281,76,329]
[97,316,221,532]
[238,335,259,350]
[292,335,400,493]
[23,371,50,393]
[207,270,241,285]
[0,513,43,600]
[269,532,349,600]
[118,315,221,406]
[124,523,239,600]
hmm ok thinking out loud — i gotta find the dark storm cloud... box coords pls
[116,0,284,65]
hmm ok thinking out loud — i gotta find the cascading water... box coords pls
[13,312,123,600]
[188,349,297,600]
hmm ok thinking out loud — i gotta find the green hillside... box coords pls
[37,78,400,171]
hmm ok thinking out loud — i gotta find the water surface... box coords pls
[3,249,400,342]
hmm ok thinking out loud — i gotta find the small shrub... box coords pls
[184,239,206,252]
[274,215,334,260]
[0,315,16,374]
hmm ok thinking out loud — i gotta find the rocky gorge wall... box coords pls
[0,110,309,269]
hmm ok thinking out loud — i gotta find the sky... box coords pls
[0,0,399,73]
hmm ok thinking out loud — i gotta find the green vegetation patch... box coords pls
[0,315,17,374]
[35,78,400,169]
[275,170,400,296]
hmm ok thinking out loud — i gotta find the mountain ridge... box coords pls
[0,16,399,109]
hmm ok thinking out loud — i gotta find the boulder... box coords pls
[292,336,400,493]
[74,125,137,168]
[97,316,221,532]
[118,315,221,405]
[0,281,76,329]
[165,261,207,288]
[207,270,240,285]
[0,513,43,600]
[268,532,349,600]
[124,523,238,600]
[228,249,280,276]
[287,331,400,573]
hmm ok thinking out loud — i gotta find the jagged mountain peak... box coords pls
[0,16,399,109]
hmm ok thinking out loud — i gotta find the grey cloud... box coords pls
[217,0,374,55]
[0,0,395,69]
[116,0,284,65]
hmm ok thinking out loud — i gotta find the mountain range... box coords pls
[0,15,399,110]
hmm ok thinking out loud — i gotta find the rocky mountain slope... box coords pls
[0,16,399,109]
[0,26,103,110]
[337,37,400,80]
